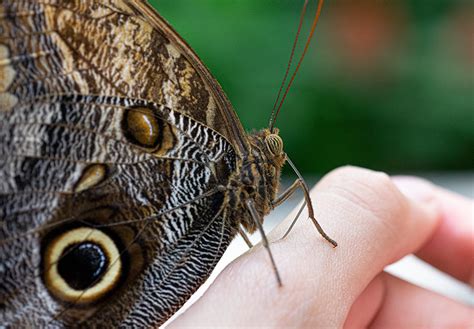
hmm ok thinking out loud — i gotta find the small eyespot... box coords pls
[123,107,161,148]
[74,164,108,192]
[265,134,284,156]
[122,106,177,155]
[43,227,122,304]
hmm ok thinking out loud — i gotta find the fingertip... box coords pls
[393,175,473,283]
[368,274,473,328]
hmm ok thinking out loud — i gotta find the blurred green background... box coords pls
[153,0,473,174]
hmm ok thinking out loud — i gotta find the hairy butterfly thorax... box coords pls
[0,0,335,327]
[226,129,286,233]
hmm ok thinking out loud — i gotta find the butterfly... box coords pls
[0,0,335,326]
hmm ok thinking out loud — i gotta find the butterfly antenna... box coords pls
[268,0,309,131]
[269,0,325,132]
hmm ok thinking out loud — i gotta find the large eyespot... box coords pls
[265,134,284,156]
[43,227,122,304]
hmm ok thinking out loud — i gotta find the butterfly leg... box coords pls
[246,199,282,287]
[279,202,306,240]
[273,179,337,247]
[239,226,254,249]
[272,178,304,208]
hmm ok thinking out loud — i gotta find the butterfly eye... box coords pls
[265,134,284,156]
[43,227,122,304]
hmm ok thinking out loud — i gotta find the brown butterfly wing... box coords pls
[128,0,250,153]
[1,0,248,150]
[1,0,245,326]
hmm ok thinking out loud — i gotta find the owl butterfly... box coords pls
[0,0,336,327]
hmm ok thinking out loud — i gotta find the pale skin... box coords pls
[169,166,473,328]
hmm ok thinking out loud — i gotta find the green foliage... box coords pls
[154,0,473,173]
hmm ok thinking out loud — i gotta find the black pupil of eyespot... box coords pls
[57,242,109,290]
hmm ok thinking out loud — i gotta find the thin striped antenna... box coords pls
[269,0,325,132]
[268,0,309,130]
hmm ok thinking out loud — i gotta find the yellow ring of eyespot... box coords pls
[43,227,122,304]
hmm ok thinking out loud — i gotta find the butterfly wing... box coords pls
[128,0,250,153]
[1,0,243,326]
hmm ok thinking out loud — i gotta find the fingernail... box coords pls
[392,176,442,221]
[392,176,436,204]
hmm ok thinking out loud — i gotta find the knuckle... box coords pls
[370,171,408,218]
[371,171,397,197]
[326,165,367,179]
[320,166,409,224]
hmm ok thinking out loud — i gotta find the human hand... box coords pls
[169,166,473,328]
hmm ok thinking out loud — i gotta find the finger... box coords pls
[268,166,441,288]
[393,176,474,284]
[345,273,473,328]
[170,166,441,327]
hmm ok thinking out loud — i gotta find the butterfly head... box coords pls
[261,129,286,200]
[251,128,286,182]
[248,128,286,166]
[265,132,284,158]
